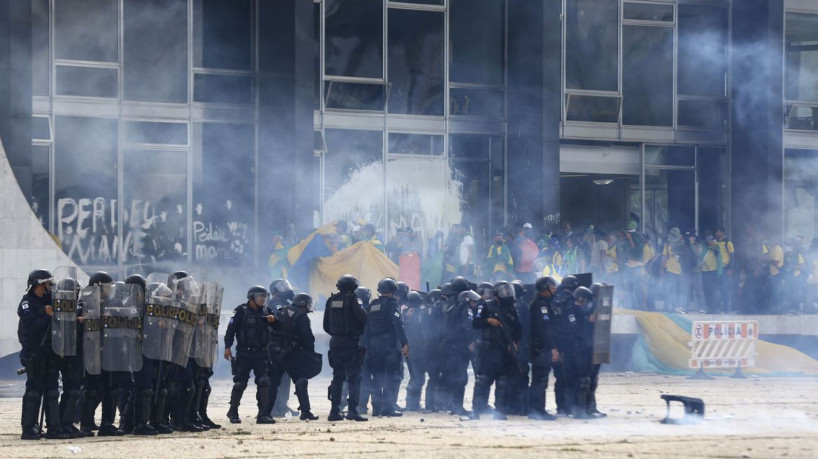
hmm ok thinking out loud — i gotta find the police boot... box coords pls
[189,381,209,431]
[293,379,318,420]
[97,388,125,436]
[118,394,135,434]
[256,379,275,424]
[572,377,592,420]
[151,388,173,434]
[469,375,492,420]
[60,389,87,437]
[133,390,158,436]
[21,390,42,440]
[79,389,99,435]
[174,383,203,432]
[449,386,470,416]
[45,390,71,439]
[492,377,510,420]
[405,388,421,412]
[199,384,221,429]
[227,381,246,424]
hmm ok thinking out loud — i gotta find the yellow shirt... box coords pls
[763,244,784,276]
[701,245,720,272]
[606,246,618,273]
[717,240,734,267]
[662,243,682,275]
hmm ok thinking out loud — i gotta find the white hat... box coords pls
[523,223,533,229]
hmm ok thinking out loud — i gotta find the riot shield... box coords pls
[195,281,223,368]
[142,282,175,363]
[591,283,614,365]
[101,282,144,372]
[168,276,201,367]
[81,285,102,375]
[51,266,79,356]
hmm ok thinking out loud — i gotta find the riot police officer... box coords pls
[561,287,595,419]
[122,274,160,435]
[402,291,427,412]
[352,286,372,415]
[18,269,70,440]
[267,293,320,421]
[364,278,409,417]
[224,286,275,424]
[52,275,87,438]
[508,280,531,415]
[267,279,298,418]
[439,290,478,416]
[551,275,578,415]
[423,286,447,412]
[470,281,522,420]
[323,275,368,422]
[528,276,559,420]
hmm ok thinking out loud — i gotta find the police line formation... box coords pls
[17,267,612,440]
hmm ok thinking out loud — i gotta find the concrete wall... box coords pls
[0,137,87,357]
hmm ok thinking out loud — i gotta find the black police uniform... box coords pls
[529,292,557,418]
[363,295,407,416]
[471,299,522,418]
[438,299,475,414]
[402,305,427,411]
[323,291,367,420]
[225,302,273,421]
[18,289,67,439]
[422,295,447,412]
[507,297,531,415]
[549,288,574,414]
[267,304,316,418]
[556,300,593,417]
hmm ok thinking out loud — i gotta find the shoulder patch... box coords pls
[331,300,344,309]
[356,298,363,306]
[541,306,548,315]
[394,311,400,318]
[21,301,29,310]
[371,304,381,312]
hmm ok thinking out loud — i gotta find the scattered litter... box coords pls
[420,418,425,422]
[330,437,335,442]
[67,446,82,454]
[660,394,705,425]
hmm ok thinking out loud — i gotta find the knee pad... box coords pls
[24,389,42,403]
[294,378,308,393]
[256,376,270,389]
[233,381,248,393]
[579,377,591,391]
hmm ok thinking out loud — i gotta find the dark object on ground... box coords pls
[660,394,704,425]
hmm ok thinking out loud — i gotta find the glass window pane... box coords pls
[387,9,445,115]
[193,123,255,264]
[566,95,620,123]
[32,0,49,96]
[450,87,503,117]
[450,0,504,85]
[124,121,188,145]
[193,0,253,70]
[390,0,444,4]
[32,116,51,141]
[54,0,118,62]
[785,104,818,131]
[388,133,444,155]
[31,145,50,227]
[323,129,384,226]
[622,26,673,126]
[54,117,118,265]
[786,13,818,103]
[124,0,188,103]
[325,81,386,111]
[678,100,726,129]
[450,135,504,243]
[123,150,188,262]
[565,0,618,91]
[623,2,673,22]
[678,6,727,97]
[645,168,695,239]
[325,0,383,78]
[645,146,695,167]
[194,74,254,105]
[55,66,118,98]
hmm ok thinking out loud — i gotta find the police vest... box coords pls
[327,292,364,336]
[238,304,269,347]
[272,305,304,344]
[367,297,397,337]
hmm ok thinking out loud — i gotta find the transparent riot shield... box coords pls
[195,282,223,368]
[168,276,201,367]
[101,282,144,372]
[142,282,175,363]
[591,284,614,365]
[81,285,102,375]
[51,266,79,356]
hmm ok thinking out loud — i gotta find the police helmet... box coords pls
[292,293,314,312]
[56,277,78,294]
[511,280,526,299]
[476,282,493,298]
[354,287,371,304]
[406,291,422,308]
[27,269,54,291]
[493,281,516,300]
[89,271,114,286]
[439,283,454,298]
[167,271,189,287]
[125,274,147,291]
[450,277,469,295]
[336,274,359,293]
[377,278,399,294]
[270,279,295,302]
[426,289,441,304]
[573,286,594,303]
[246,285,268,303]
[150,282,173,299]
[457,290,480,304]
[535,276,558,293]
[559,275,579,292]
[396,282,410,299]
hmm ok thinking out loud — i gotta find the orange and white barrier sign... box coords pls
[688,320,758,369]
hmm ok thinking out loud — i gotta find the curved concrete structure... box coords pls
[0,138,87,357]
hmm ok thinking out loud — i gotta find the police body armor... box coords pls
[100,282,144,372]
[237,303,270,348]
[269,305,303,361]
[194,282,223,368]
[327,292,364,337]
[366,297,398,338]
[142,281,175,363]
[82,285,102,375]
[51,266,79,357]
[591,284,614,365]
